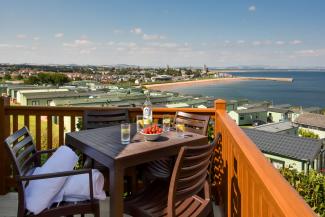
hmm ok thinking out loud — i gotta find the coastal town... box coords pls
[1,64,324,177]
[1,0,325,216]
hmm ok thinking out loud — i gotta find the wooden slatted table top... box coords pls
[66,124,208,168]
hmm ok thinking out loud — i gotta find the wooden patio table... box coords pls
[65,124,208,217]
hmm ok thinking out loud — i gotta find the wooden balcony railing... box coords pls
[0,96,316,216]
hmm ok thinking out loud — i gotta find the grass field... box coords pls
[11,116,60,150]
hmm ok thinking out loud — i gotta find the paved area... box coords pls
[0,192,222,216]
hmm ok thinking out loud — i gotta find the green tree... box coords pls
[16,74,24,80]
[4,74,11,80]
[298,128,320,139]
[25,73,70,85]
[280,167,325,216]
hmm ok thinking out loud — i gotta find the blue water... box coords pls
[170,71,325,107]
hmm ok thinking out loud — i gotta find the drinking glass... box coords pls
[121,123,131,144]
[176,121,185,138]
[163,114,171,132]
[136,115,144,132]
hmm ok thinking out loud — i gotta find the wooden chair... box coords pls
[143,111,211,180]
[83,109,129,130]
[4,127,100,217]
[83,109,137,193]
[174,111,210,135]
[125,142,215,217]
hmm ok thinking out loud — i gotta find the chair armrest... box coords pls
[19,168,94,200]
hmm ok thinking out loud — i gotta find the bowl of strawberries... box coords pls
[141,124,163,141]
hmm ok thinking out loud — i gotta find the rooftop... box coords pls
[253,121,297,133]
[243,128,322,161]
[22,90,106,99]
[272,104,292,109]
[267,107,293,113]
[234,107,267,114]
[294,112,325,129]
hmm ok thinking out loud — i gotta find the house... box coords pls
[151,75,173,82]
[267,107,293,123]
[253,121,298,135]
[294,113,325,139]
[226,100,238,112]
[291,106,323,121]
[243,129,324,172]
[16,88,69,104]
[228,107,268,126]
[20,91,105,106]
[240,101,271,109]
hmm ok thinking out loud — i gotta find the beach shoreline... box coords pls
[145,77,293,91]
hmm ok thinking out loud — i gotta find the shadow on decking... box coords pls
[0,193,222,217]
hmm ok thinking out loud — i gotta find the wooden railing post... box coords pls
[214,99,226,134]
[0,96,10,195]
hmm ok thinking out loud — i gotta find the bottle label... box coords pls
[143,107,151,117]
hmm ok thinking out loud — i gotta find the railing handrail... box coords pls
[4,105,216,119]
[215,106,316,217]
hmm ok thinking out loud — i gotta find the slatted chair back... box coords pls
[167,142,215,216]
[4,127,39,216]
[83,109,129,130]
[4,126,39,178]
[174,111,210,135]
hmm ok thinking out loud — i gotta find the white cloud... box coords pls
[116,42,137,48]
[237,40,245,44]
[55,33,64,38]
[275,41,285,45]
[0,44,28,49]
[296,49,325,57]
[248,5,256,12]
[252,41,261,46]
[251,40,273,46]
[14,45,26,49]
[80,49,90,54]
[16,34,27,39]
[75,39,91,45]
[0,44,11,48]
[79,47,97,55]
[290,40,303,45]
[33,37,40,41]
[106,41,115,46]
[63,39,92,48]
[148,42,179,48]
[142,34,165,41]
[130,27,142,35]
[116,47,126,51]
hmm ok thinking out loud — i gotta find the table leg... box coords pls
[109,164,124,217]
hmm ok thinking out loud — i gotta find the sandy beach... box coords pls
[145,77,293,91]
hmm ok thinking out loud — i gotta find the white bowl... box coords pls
[140,131,163,141]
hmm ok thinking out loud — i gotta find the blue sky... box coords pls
[0,0,325,67]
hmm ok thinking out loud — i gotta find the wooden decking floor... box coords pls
[0,192,222,217]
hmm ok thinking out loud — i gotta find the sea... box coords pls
[169,71,325,108]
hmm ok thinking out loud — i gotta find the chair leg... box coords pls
[94,206,100,217]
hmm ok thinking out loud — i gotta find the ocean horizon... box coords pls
[169,71,325,108]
